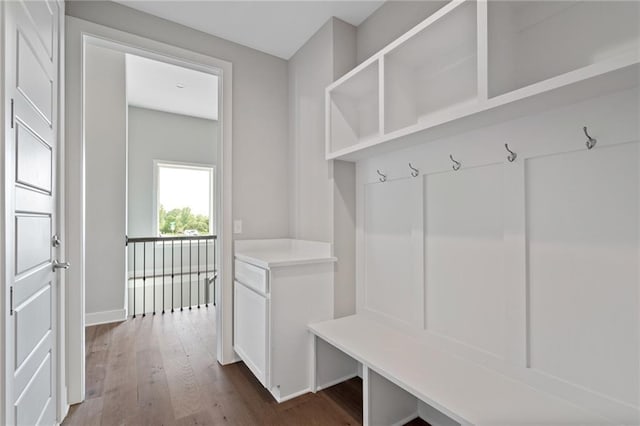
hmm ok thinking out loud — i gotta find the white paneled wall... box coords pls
[425,164,505,359]
[526,144,639,406]
[355,87,640,419]
[363,178,423,327]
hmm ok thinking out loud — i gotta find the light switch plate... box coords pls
[233,220,242,234]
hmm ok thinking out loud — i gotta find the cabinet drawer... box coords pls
[235,259,268,294]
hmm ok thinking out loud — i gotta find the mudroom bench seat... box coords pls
[309,313,613,426]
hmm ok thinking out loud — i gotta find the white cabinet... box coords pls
[326,0,640,160]
[233,280,268,385]
[233,239,336,402]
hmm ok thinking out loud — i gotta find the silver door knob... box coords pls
[52,260,70,271]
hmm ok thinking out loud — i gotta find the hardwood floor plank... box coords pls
[174,410,216,426]
[321,378,363,423]
[135,316,176,426]
[158,313,205,420]
[179,310,260,425]
[85,324,114,399]
[99,320,139,426]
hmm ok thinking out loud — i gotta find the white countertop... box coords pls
[234,239,337,269]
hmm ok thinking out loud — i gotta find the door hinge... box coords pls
[10,98,14,129]
[10,286,14,315]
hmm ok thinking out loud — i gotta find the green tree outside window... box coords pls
[159,205,209,235]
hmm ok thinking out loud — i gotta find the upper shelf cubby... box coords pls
[326,0,640,161]
[488,1,640,98]
[327,60,380,154]
[384,1,478,134]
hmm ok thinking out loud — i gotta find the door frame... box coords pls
[65,16,234,404]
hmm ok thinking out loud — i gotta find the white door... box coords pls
[3,1,62,425]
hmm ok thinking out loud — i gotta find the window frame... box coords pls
[152,160,216,238]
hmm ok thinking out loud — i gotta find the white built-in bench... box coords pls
[309,313,618,426]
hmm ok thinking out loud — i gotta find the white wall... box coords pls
[356,1,447,64]
[66,1,290,239]
[84,43,127,318]
[288,18,357,318]
[127,106,218,237]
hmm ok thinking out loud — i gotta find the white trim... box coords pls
[85,309,127,326]
[220,354,242,365]
[273,387,312,403]
[65,16,234,407]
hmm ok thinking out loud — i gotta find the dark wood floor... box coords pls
[63,308,428,426]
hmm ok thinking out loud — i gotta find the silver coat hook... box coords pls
[505,143,517,162]
[583,126,596,150]
[449,154,461,171]
[376,169,387,182]
[408,163,419,178]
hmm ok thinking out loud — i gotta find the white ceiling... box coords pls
[126,54,219,120]
[113,1,384,59]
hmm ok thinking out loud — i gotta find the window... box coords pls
[155,162,214,236]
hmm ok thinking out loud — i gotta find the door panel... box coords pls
[15,285,52,368]
[13,267,51,310]
[22,0,54,58]
[4,1,60,425]
[15,353,52,426]
[14,333,52,403]
[16,32,53,123]
[16,122,52,193]
[15,214,51,275]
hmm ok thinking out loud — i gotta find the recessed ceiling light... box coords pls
[176,83,185,89]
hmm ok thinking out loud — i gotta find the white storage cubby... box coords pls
[325,0,640,161]
[384,0,478,134]
[488,1,640,98]
[327,60,380,154]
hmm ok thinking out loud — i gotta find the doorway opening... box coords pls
[122,51,220,317]
[76,34,227,405]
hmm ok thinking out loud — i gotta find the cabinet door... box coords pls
[234,280,268,386]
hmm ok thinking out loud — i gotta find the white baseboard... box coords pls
[85,309,127,326]
[219,349,242,365]
[272,387,311,403]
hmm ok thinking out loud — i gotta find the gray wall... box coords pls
[128,106,218,237]
[76,0,448,320]
[67,1,289,239]
[356,1,447,64]
[288,18,357,318]
[288,19,337,242]
[84,43,127,316]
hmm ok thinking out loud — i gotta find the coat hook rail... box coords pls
[449,154,461,171]
[583,126,597,150]
[505,143,517,162]
[376,169,387,182]
[408,163,419,177]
